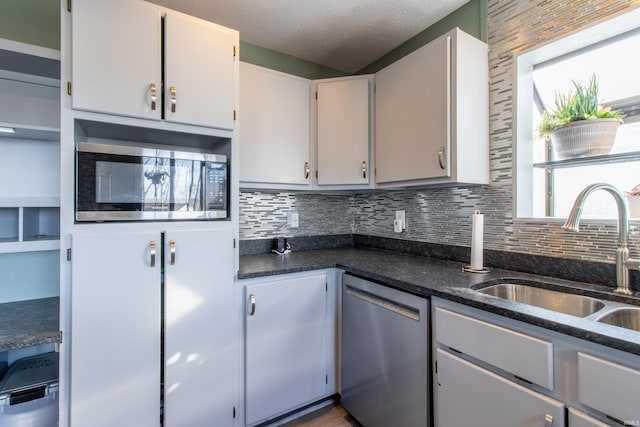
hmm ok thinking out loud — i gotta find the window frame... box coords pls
[514,6,640,220]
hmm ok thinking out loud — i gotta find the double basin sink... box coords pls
[473,282,640,332]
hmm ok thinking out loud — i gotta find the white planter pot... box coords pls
[626,195,640,219]
[551,118,621,160]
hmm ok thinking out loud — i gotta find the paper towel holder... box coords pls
[464,209,490,273]
[462,265,490,273]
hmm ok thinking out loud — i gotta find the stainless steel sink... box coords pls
[475,283,606,318]
[596,307,640,332]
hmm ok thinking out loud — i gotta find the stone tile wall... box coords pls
[239,0,640,265]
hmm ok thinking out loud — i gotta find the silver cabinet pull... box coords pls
[304,162,310,179]
[169,239,176,265]
[361,161,367,179]
[170,86,177,113]
[149,240,156,267]
[150,83,157,110]
[438,146,446,170]
[544,414,553,427]
[248,293,256,316]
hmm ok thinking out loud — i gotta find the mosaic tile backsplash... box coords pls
[239,0,640,265]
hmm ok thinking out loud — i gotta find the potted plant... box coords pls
[625,184,640,218]
[538,75,624,160]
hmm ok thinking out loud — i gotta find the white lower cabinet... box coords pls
[568,407,612,427]
[433,297,640,427]
[436,348,564,427]
[577,352,640,425]
[244,273,329,425]
[70,227,235,427]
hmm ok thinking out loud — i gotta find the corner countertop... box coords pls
[0,297,60,352]
[239,247,640,356]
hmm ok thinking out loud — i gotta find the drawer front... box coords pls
[568,407,611,427]
[435,348,564,427]
[434,307,553,389]
[578,352,640,423]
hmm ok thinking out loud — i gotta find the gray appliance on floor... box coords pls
[341,274,430,427]
[0,352,59,427]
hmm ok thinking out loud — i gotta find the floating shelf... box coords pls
[533,151,640,169]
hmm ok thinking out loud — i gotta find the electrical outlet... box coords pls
[394,210,406,233]
[287,211,299,228]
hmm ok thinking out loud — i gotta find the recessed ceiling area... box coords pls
[147,0,471,73]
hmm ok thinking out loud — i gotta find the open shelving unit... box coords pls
[0,38,61,256]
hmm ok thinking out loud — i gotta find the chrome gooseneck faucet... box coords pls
[563,183,639,295]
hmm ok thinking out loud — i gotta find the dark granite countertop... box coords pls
[0,297,60,352]
[239,247,640,356]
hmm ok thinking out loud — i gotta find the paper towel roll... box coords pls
[470,210,484,270]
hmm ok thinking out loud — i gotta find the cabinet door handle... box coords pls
[150,83,157,110]
[149,240,156,267]
[169,239,176,265]
[304,162,310,179]
[361,161,367,179]
[544,414,553,427]
[170,86,177,113]
[438,146,446,170]
[248,293,256,316]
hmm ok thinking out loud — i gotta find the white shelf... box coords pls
[0,239,60,254]
[0,38,60,80]
[0,202,60,254]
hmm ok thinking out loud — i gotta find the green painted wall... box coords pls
[240,41,348,79]
[358,0,487,74]
[0,0,59,50]
[0,0,486,78]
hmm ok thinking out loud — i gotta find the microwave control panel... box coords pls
[204,162,228,211]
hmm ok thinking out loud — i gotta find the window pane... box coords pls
[530,30,640,219]
[534,31,640,114]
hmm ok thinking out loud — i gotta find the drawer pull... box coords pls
[438,146,446,170]
[150,83,157,110]
[149,240,156,267]
[170,86,177,113]
[248,293,256,316]
[544,413,553,427]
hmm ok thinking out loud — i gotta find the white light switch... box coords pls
[287,211,299,228]
[394,210,406,233]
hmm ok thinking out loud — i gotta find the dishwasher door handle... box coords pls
[345,286,420,321]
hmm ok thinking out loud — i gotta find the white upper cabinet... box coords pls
[375,28,488,187]
[163,11,236,129]
[315,76,372,187]
[71,0,161,120]
[239,62,312,189]
[71,0,237,130]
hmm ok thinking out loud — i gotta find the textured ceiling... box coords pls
[147,0,470,73]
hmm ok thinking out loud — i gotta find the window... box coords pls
[516,8,640,220]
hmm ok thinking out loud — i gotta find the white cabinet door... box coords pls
[245,274,327,425]
[375,35,450,184]
[164,12,236,130]
[70,231,161,427]
[72,0,236,129]
[164,228,235,427]
[239,63,311,187]
[435,349,565,427]
[316,78,370,186]
[72,0,162,120]
[375,28,488,187]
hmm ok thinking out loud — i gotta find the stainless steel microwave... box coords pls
[76,142,228,222]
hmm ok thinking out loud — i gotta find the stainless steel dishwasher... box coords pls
[341,274,430,427]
